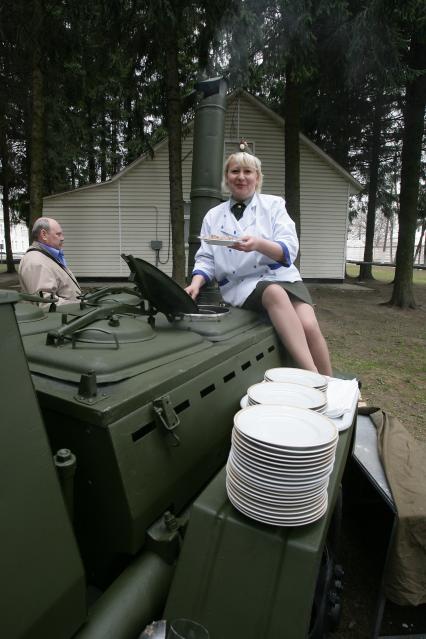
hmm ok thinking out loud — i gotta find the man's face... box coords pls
[40,220,64,249]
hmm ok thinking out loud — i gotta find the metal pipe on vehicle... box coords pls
[187,77,227,278]
[54,448,77,521]
[74,551,174,639]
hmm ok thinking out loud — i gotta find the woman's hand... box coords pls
[232,235,258,252]
[232,236,284,262]
[184,274,205,300]
[184,283,200,300]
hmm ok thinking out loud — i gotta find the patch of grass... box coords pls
[332,355,384,374]
[346,262,426,284]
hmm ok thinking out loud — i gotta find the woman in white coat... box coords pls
[185,150,332,376]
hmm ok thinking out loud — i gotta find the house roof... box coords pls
[44,88,363,200]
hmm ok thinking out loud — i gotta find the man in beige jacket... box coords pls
[19,217,81,310]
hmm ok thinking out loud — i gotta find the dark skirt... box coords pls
[242,280,313,312]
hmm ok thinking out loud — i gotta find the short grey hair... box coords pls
[222,151,264,193]
[31,217,51,241]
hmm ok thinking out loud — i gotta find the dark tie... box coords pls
[231,202,246,221]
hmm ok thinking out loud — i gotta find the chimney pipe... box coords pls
[187,77,227,278]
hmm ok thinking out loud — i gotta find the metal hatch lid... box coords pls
[14,301,46,322]
[122,254,198,320]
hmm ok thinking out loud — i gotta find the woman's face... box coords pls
[226,161,259,201]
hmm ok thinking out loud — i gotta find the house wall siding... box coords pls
[43,181,122,276]
[300,141,349,279]
[118,143,174,277]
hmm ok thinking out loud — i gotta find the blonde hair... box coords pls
[222,152,264,193]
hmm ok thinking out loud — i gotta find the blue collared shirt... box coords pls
[39,242,67,267]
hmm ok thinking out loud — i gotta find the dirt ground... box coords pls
[311,277,426,442]
[309,275,426,638]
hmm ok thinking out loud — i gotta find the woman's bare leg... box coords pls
[293,300,332,375]
[261,285,318,372]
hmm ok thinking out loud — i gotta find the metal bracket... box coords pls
[74,370,109,405]
[153,395,180,445]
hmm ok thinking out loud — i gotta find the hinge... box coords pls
[153,395,180,445]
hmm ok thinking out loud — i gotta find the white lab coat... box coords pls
[193,193,302,307]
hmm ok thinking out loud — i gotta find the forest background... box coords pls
[0,0,425,308]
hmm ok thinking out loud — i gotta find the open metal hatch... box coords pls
[121,254,229,322]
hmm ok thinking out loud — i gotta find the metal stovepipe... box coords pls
[74,551,174,639]
[187,77,227,279]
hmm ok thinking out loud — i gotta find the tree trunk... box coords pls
[1,184,15,273]
[414,221,425,262]
[100,109,107,182]
[71,162,76,189]
[0,125,16,273]
[383,217,389,252]
[164,40,185,286]
[87,99,97,184]
[284,62,301,266]
[360,91,384,280]
[28,0,45,232]
[111,107,120,176]
[389,35,426,308]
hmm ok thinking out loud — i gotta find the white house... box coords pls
[42,90,362,280]
[0,218,29,258]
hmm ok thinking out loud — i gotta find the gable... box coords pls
[224,94,285,197]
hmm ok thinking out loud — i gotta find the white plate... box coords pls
[228,456,332,490]
[227,457,330,492]
[199,236,241,246]
[226,479,328,515]
[226,474,327,505]
[230,445,334,477]
[264,368,328,390]
[227,489,328,522]
[226,460,329,494]
[231,437,335,468]
[234,405,338,450]
[233,425,338,452]
[230,458,334,485]
[233,429,338,460]
[226,473,328,504]
[231,445,335,477]
[227,488,328,526]
[227,456,330,485]
[232,443,336,473]
[247,382,326,411]
[240,394,249,409]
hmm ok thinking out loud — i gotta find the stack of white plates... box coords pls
[264,367,328,393]
[226,404,338,526]
[246,381,327,413]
